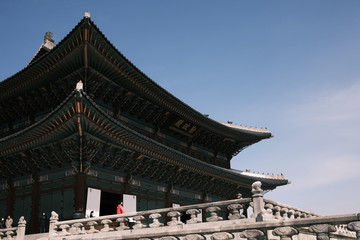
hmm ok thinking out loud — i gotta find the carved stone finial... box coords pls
[18,216,26,227]
[251,181,265,222]
[44,32,54,43]
[85,11,91,18]
[50,211,59,222]
[251,181,263,195]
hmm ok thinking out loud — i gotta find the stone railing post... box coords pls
[86,221,99,233]
[273,206,282,220]
[49,211,59,237]
[252,181,264,221]
[69,222,85,235]
[58,224,70,236]
[206,206,223,222]
[184,234,206,240]
[309,224,336,240]
[288,209,295,219]
[149,213,164,228]
[16,216,26,240]
[281,208,289,221]
[272,227,299,240]
[239,229,265,240]
[211,232,234,240]
[186,209,201,224]
[116,217,129,231]
[227,204,245,220]
[133,215,147,229]
[5,230,15,240]
[100,219,114,232]
[347,221,360,240]
[167,211,182,226]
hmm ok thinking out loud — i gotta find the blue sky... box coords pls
[1,1,359,216]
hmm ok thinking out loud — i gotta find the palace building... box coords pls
[0,12,288,233]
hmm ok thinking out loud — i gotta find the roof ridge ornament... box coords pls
[85,11,91,18]
[44,32,54,44]
[76,80,83,91]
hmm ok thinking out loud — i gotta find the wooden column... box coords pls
[123,175,130,195]
[201,193,209,222]
[186,141,192,155]
[226,155,232,169]
[212,152,218,166]
[6,181,14,218]
[165,185,171,208]
[74,173,87,218]
[29,178,40,233]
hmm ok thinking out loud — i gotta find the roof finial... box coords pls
[44,32,54,43]
[85,11,91,18]
[76,80,83,91]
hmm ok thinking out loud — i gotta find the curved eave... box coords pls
[0,89,287,189]
[84,18,272,141]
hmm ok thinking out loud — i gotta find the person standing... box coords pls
[116,201,125,214]
[0,217,5,228]
[5,216,13,228]
[40,212,47,233]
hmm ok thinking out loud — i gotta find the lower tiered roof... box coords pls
[0,86,288,198]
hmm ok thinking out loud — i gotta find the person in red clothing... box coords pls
[117,201,125,214]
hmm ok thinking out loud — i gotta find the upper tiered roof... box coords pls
[0,14,270,150]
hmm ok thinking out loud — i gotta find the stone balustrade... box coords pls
[42,181,360,240]
[0,216,26,240]
[46,211,360,240]
[263,199,321,220]
[48,197,251,237]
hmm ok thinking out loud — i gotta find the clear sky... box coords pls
[1,1,359,216]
